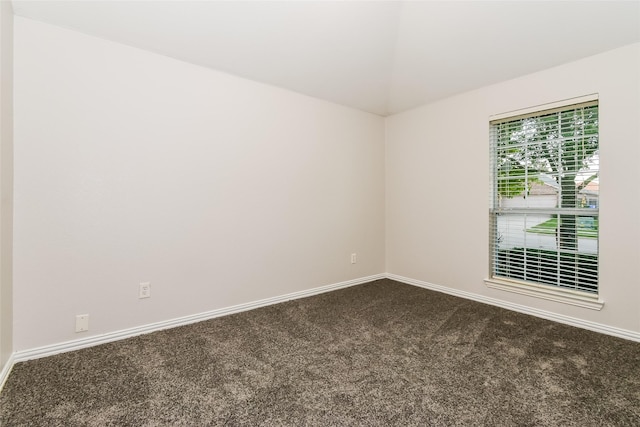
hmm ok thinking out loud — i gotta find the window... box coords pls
[486,98,602,309]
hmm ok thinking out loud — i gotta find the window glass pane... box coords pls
[490,103,598,294]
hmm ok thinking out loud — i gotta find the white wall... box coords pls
[13,17,385,351]
[386,43,640,333]
[12,15,639,354]
[0,1,13,368]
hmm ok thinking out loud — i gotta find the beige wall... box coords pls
[9,16,640,355]
[13,17,386,351]
[0,0,13,369]
[386,43,640,333]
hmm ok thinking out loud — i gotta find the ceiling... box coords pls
[11,1,640,116]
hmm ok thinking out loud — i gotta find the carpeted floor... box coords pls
[1,279,639,426]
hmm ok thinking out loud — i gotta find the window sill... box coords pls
[484,278,604,311]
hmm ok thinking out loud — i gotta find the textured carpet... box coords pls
[1,279,639,426]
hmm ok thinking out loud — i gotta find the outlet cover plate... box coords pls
[75,314,89,332]
[139,282,151,299]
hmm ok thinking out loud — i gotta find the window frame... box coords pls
[484,95,604,310]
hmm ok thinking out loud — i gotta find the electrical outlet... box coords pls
[139,282,151,299]
[351,253,357,264]
[75,314,89,332]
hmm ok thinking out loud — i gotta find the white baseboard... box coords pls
[13,274,386,363]
[0,353,14,393]
[387,273,640,343]
[8,271,639,375]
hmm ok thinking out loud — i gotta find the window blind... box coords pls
[489,102,599,294]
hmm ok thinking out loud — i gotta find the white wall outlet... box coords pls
[75,314,89,332]
[139,282,151,299]
[351,253,357,264]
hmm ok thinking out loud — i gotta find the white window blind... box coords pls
[489,101,599,294]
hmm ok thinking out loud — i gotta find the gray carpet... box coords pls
[1,279,639,426]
